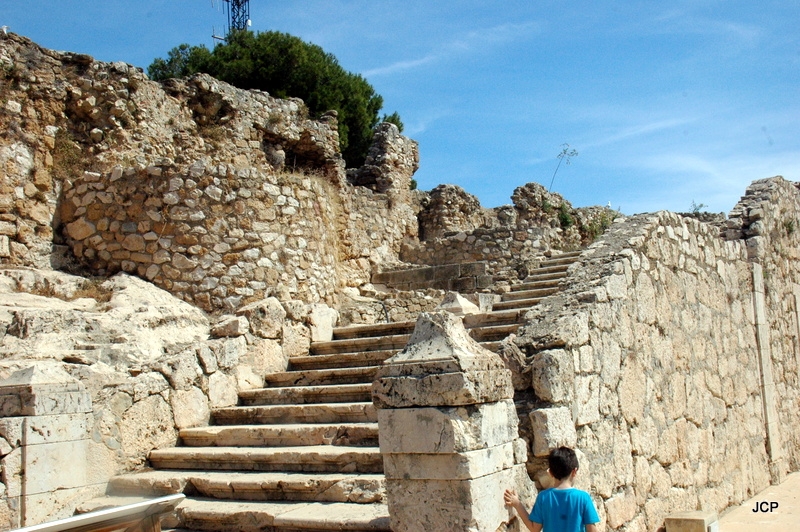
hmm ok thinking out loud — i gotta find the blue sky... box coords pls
[4,1,799,214]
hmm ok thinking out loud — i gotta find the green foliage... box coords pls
[558,203,574,229]
[382,111,404,132]
[148,31,398,168]
[784,218,795,236]
[583,211,614,241]
[409,178,418,191]
[541,199,553,213]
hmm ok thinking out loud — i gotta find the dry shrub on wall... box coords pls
[52,128,85,181]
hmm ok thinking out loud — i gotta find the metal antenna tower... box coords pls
[224,0,251,34]
[213,0,251,41]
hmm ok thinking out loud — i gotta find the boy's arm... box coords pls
[585,524,598,532]
[504,490,543,532]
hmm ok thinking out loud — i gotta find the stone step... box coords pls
[289,350,398,371]
[539,252,582,267]
[148,445,383,474]
[332,321,415,340]
[502,287,559,301]
[481,340,501,352]
[311,334,411,356]
[524,271,568,283]
[468,323,520,342]
[180,423,379,448]
[240,384,372,406]
[531,263,570,275]
[213,403,377,425]
[107,470,385,503]
[264,366,380,387]
[463,309,526,328]
[79,497,391,532]
[510,278,562,292]
[491,297,546,312]
[177,498,391,532]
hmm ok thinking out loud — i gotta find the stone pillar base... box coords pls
[387,464,534,532]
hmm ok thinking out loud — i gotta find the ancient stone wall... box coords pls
[402,182,617,280]
[514,177,800,531]
[724,178,800,474]
[0,34,421,312]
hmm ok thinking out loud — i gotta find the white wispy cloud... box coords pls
[582,118,695,149]
[362,20,540,78]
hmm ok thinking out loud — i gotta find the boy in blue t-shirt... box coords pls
[505,446,600,532]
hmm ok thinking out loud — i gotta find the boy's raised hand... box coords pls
[504,489,521,507]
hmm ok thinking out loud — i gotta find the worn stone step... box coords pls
[311,334,411,356]
[463,309,525,328]
[332,321,415,340]
[79,497,391,532]
[539,252,582,267]
[240,383,372,406]
[213,403,377,425]
[180,423,379,448]
[149,445,383,474]
[533,263,570,275]
[108,470,385,503]
[177,498,391,532]
[468,323,520,342]
[289,350,398,371]
[76,495,183,530]
[264,366,380,387]
[491,297,546,311]
[502,287,559,301]
[511,278,562,292]
[481,340,501,352]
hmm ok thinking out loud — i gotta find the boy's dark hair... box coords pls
[548,447,579,480]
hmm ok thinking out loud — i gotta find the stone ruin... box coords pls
[0,31,798,531]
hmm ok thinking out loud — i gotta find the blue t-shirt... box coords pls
[529,487,600,532]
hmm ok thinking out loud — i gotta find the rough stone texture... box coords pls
[514,177,800,530]
[435,291,481,317]
[529,407,578,457]
[373,311,535,532]
[0,367,102,527]
[402,182,618,281]
[372,311,513,409]
[0,34,420,312]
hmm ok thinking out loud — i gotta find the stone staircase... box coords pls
[82,251,582,531]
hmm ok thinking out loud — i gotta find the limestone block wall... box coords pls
[724,177,800,472]
[514,180,800,531]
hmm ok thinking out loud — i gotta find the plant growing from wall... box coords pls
[558,203,574,229]
[548,143,578,192]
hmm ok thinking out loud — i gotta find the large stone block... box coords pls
[25,439,88,495]
[373,369,512,409]
[383,442,516,480]
[377,400,519,454]
[530,407,577,457]
[236,297,285,339]
[0,366,91,417]
[372,312,513,409]
[436,292,481,317]
[20,412,91,445]
[531,349,574,404]
[308,303,338,343]
[386,464,535,532]
[664,510,718,532]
